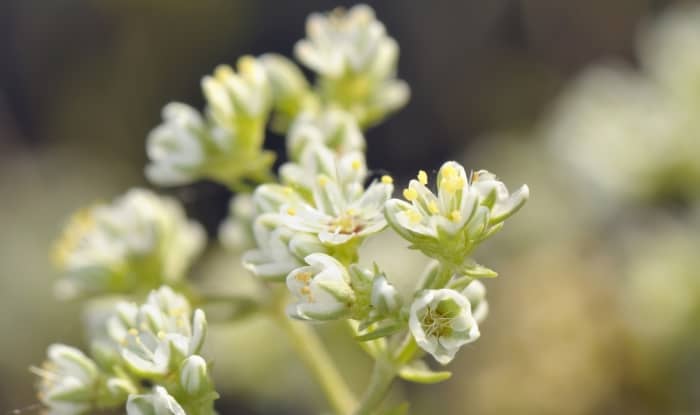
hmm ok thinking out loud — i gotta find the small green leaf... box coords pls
[461,262,498,278]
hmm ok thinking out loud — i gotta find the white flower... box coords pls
[370,274,402,317]
[107,286,207,377]
[126,386,185,415]
[409,289,480,365]
[180,355,210,396]
[242,213,325,281]
[52,189,205,299]
[32,344,100,414]
[286,253,355,320]
[147,56,275,188]
[462,280,488,324]
[286,109,365,161]
[294,4,409,127]
[202,56,270,126]
[259,53,319,132]
[280,145,393,245]
[385,162,528,270]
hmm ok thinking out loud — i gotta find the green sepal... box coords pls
[354,322,404,342]
[398,361,452,384]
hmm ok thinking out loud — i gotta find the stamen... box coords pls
[403,188,418,201]
[417,170,428,185]
[381,175,393,184]
[428,201,439,214]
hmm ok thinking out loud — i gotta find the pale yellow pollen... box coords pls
[403,187,418,201]
[295,272,312,283]
[407,210,422,224]
[440,176,465,194]
[214,65,234,82]
[157,331,166,339]
[317,175,329,187]
[301,286,311,295]
[287,207,297,216]
[441,165,458,178]
[283,186,294,195]
[381,175,393,184]
[449,210,462,222]
[351,159,362,170]
[428,201,439,214]
[128,328,139,336]
[417,170,428,185]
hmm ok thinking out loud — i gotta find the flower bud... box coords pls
[370,274,402,316]
[180,355,210,395]
[286,253,355,320]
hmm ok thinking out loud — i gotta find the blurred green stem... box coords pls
[273,295,357,414]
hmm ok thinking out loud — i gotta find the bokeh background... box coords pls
[2,0,700,413]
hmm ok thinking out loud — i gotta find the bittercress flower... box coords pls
[52,189,205,299]
[409,289,480,365]
[385,161,528,274]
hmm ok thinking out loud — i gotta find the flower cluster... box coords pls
[33,287,215,415]
[36,4,529,414]
[295,4,409,127]
[385,162,529,275]
[52,189,205,299]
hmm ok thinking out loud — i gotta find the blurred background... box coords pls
[2,0,700,413]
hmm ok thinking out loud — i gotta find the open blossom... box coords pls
[126,386,185,415]
[385,161,528,272]
[409,289,480,365]
[279,145,394,246]
[242,213,326,281]
[295,4,409,127]
[52,189,205,299]
[32,344,100,415]
[106,286,207,377]
[286,253,355,320]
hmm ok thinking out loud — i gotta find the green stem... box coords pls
[352,358,397,415]
[273,303,357,414]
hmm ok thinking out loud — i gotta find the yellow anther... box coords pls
[428,201,440,214]
[441,164,458,178]
[470,171,480,183]
[283,186,294,195]
[301,286,311,295]
[157,331,166,339]
[440,177,465,194]
[403,187,418,201]
[128,328,139,336]
[214,65,234,82]
[449,210,462,222]
[295,272,312,283]
[381,175,393,184]
[347,208,358,216]
[417,170,428,185]
[351,159,362,170]
[407,210,422,224]
[317,176,329,187]
[287,207,297,216]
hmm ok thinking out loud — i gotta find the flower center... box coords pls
[330,209,363,234]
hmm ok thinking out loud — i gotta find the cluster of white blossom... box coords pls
[34,287,215,415]
[36,4,529,414]
[52,189,205,299]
